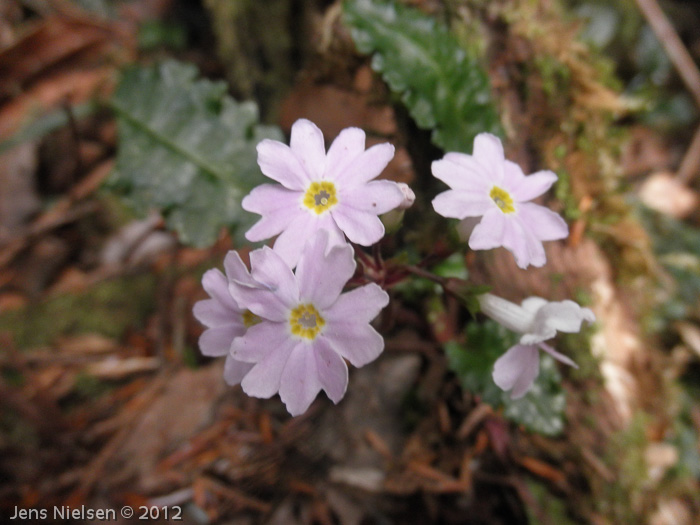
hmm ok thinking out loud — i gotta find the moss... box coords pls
[0,273,157,349]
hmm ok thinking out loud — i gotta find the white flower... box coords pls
[478,293,595,399]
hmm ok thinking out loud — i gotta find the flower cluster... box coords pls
[432,134,594,398]
[195,120,410,415]
[196,118,595,414]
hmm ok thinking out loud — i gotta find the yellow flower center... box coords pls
[242,309,262,328]
[303,181,338,215]
[489,186,515,214]
[289,303,325,340]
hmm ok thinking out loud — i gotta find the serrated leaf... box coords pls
[445,321,567,436]
[343,0,501,153]
[107,60,283,247]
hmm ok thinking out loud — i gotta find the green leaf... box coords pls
[343,0,501,153]
[445,321,567,436]
[107,60,283,247]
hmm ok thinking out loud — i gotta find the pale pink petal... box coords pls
[538,342,578,369]
[223,356,254,386]
[433,155,492,191]
[271,211,317,268]
[257,139,310,190]
[331,206,385,246]
[321,323,385,367]
[201,269,235,310]
[240,339,295,399]
[325,127,366,180]
[313,338,349,404]
[199,324,243,357]
[242,184,302,242]
[517,202,569,241]
[334,142,395,186]
[249,247,298,306]
[324,284,389,325]
[193,298,239,328]
[501,216,546,269]
[520,296,548,315]
[501,160,525,190]
[468,209,507,250]
[279,342,323,416]
[228,282,288,322]
[492,344,540,399]
[296,231,356,309]
[289,119,326,180]
[472,133,505,183]
[531,300,595,337]
[432,190,493,219]
[223,251,258,288]
[231,321,289,362]
[511,170,558,202]
[338,180,404,214]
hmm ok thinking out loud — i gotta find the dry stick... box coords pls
[635,0,700,182]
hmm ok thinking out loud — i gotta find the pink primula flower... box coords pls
[432,133,568,268]
[243,119,406,267]
[193,252,266,386]
[228,230,390,416]
[478,293,595,399]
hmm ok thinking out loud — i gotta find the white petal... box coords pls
[325,127,366,180]
[472,133,505,183]
[492,344,540,399]
[517,203,569,242]
[338,180,404,214]
[289,119,326,181]
[256,139,310,190]
[478,293,535,334]
[279,342,322,416]
[432,189,492,219]
[501,215,547,269]
[334,142,394,186]
[511,170,558,202]
[432,155,491,191]
[296,231,356,309]
[242,184,303,242]
[332,205,385,246]
[468,209,507,250]
[271,211,317,268]
[223,355,254,386]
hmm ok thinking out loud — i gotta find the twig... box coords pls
[635,0,700,182]
[634,0,700,109]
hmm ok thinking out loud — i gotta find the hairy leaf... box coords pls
[343,0,501,153]
[446,321,567,436]
[108,60,282,247]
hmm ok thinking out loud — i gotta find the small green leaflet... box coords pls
[445,321,567,436]
[343,0,501,153]
[108,60,283,247]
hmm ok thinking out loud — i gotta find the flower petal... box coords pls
[501,160,526,190]
[472,133,505,183]
[325,283,389,325]
[334,142,394,186]
[313,338,349,404]
[199,324,242,357]
[223,251,257,288]
[538,342,578,369]
[511,170,558,202]
[240,339,295,399]
[492,344,540,399]
[279,342,323,416]
[271,210,317,268]
[332,205,385,246]
[325,127,366,180]
[201,269,236,310]
[321,323,385,367]
[256,139,310,190]
[432,189,493,219]
[229,280,288,322]
[242,184,302,242]
[339,180,404,214]
[231,321,289,362]
[223,355,254,386]
[289,119,326,181]
[468,209,507,250]
[193,298,239,328]
[296,231,356,309]
[249,246,298,305]
[501,215,547,269]
[516,202,569,241]
[433,155,492,191]
[529,300,596,340]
